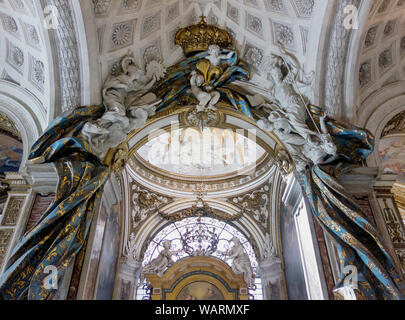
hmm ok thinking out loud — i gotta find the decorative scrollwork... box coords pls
[159,203,242,222]
[184,107,221,131]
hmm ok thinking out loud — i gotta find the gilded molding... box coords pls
[381,110,405,138]
[392,182,405,219]
[0,111,20,139]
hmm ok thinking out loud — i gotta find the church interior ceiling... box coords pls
[0,0,404,301]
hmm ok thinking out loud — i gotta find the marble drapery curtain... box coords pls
[0,105,109,300]
[297,106,405,300]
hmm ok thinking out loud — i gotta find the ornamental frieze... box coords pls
[1,196,25,227]
[0,229,13,267]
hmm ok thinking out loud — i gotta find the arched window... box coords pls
[136,216,263,300]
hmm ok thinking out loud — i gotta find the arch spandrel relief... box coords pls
[1,14,405,302]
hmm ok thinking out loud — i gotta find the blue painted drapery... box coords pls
[0,105,108,300]
[296,106,405,300]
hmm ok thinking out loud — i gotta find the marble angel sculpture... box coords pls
[218,237,255,288]
[255,43,336,172]
[139,240,182,285]
[255,46,405,299]
[258,112,336,172]
[254,42,317,142]
[81,52,166,160]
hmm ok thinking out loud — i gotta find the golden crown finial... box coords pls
[175,16,233,55]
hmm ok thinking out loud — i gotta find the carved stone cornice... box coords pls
[159,203,242,222]
[4,172,30,192]
[23,163,58,194]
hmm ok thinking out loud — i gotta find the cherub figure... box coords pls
[206,44,235,66]
[190,70,220,112]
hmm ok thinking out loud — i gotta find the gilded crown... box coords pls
[175,16,233,55]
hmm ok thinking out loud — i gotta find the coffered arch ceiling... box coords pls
[0,0,55,126]
[93,0,331,93]
[346,0,405,122]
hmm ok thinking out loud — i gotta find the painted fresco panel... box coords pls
[379,134,405,184]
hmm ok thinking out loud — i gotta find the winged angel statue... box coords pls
[255,42,337,173]
[82,52,166,160]
[253,43,405,300]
